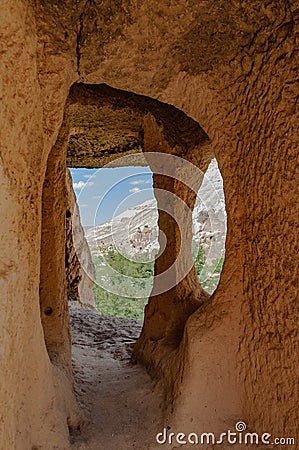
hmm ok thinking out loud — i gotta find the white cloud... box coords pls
[79,203,88,208]
[73,180,94,190]
[129,178,152,187]
[83,174,96,179]
[129,179,147,185]
[129,187,141,193]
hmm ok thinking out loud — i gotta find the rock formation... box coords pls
[85,158,226,295]
[85,158,226,258]
[65,169,96,309]
[0,1,297,448]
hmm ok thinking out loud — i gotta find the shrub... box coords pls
[92,245,224,319]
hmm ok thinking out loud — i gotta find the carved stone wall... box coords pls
[0,1,297,447]
[65,169,96,309]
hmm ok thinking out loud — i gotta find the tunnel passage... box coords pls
[39,83,213,383]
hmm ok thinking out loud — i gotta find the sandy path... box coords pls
[70,309,164,450]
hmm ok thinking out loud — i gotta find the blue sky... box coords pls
[70,166,155,227]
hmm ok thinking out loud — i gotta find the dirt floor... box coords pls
[70,308,165,450]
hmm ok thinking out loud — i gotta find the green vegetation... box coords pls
[192,244,206,275]
[92,245,224,320]
[199,257,224,292]
[192,242,224,292]
[93,285,149,320]
[103,248,154,279]
[92,248,154,320]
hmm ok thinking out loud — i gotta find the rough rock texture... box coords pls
[0,1,298,448]
[66,169,96,309]
[65,83,210,167]
[0,3,81,448]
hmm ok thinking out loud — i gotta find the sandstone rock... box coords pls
[0,1,297,448]
[66,169,96,309]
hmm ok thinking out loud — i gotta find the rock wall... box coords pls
[0,0,297,448]
[0,2,81,449]
[65,169,96,309]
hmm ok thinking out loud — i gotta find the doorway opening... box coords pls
[39,82,228,447]
[68,159,226,321]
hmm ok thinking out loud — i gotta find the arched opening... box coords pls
[192,158,226,294]
[39,82,225,445]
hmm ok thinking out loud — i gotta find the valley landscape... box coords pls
[79,159,227,318]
